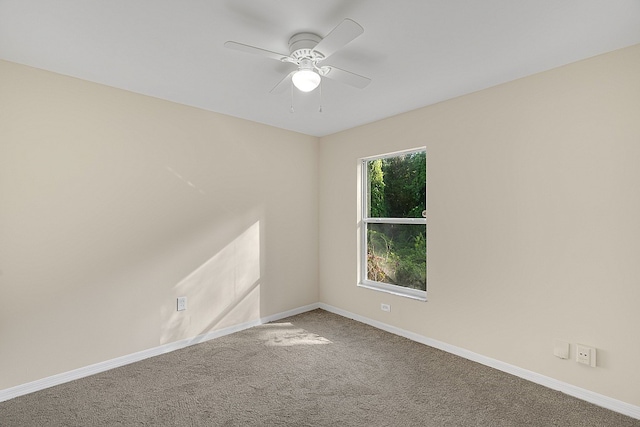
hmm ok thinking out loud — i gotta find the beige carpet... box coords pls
[1,309,638,426]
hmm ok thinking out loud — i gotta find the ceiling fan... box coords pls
[224,18,371,93]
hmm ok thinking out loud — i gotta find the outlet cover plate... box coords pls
[177,296,187,311]
[576,344,596,367]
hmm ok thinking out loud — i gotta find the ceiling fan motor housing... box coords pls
[288,32,324,61]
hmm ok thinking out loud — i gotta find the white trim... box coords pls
[358,281,427,301]
[361,146,426,161]
[0,302,320,403]
[318,302,640,421]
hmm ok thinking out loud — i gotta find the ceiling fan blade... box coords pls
[312,18,364,59]
[224,41,289,62]
[269,71,295,93]
[321,66,371,89]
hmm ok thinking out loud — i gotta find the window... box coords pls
[360,148,427,300]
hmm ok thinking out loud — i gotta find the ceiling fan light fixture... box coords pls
[292,69,321,92]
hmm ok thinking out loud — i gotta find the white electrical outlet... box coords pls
[177,296,187,311]
[381,303,391,312]
[576,344,596,367]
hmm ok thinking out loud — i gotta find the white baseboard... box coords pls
[0,302,320,403]
[318,302,640,421]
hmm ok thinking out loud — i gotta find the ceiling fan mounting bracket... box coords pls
[289,48,324,63]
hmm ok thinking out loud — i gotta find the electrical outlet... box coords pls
[381,303,391,312]
[576,344,596,367]
[177,296,187,311]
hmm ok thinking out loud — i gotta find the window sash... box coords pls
[361,221,427,295]
[364,217,426,225]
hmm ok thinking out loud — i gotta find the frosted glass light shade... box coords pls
[292,69,321,92]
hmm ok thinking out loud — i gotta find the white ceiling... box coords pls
[1,1,640,137]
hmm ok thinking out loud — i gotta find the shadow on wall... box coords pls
[160,220,263,345]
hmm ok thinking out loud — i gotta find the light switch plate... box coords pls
[554,340,569,359]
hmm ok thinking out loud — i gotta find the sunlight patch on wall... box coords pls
[166,166,205,195]
[161,221,262,344]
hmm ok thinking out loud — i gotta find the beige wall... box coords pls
[2,43,639,408]
[319,44,640,406]
[0,60,319,389]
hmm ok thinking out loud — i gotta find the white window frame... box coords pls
[358,148,427,301]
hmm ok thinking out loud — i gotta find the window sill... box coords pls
[358,281,427,302]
